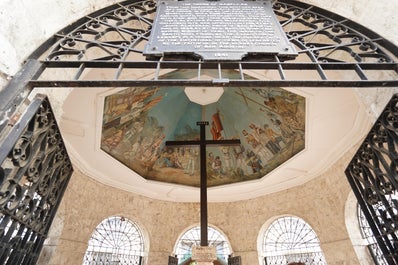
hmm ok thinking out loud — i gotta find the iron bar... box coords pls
[73,63,86,80]
[31,60,398,88]
[275,56,286,80]
[315,63,328,80]
[114,62,124,80]
[0,96,42,162]
[0,60,44,134]
[198,62,202,80]
[154,58,162,81]
[355,64,368,80]
[28,79,398,88]
[238,63,244,80]
[37,60,398,70]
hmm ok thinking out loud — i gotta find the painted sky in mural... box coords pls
[101,70,305,187]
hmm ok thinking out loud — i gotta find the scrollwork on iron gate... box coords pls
[0,95,73,264]
[23,0,397,88]
[345,94,398,264]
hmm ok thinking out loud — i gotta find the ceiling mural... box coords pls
[101,70,305,187]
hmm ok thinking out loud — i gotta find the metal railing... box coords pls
[264,252,327,265]
[82,251,143,265]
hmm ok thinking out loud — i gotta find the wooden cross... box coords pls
[166,121,241,246]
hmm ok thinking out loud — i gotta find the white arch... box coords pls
[173,223,233,262]
[82,215,148,265]
[257,215,286,265]
[344,191,373,265]
[257,215,327,265]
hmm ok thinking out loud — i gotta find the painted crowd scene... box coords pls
[101,70,305,187]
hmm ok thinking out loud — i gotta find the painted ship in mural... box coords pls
[101,70,305,187]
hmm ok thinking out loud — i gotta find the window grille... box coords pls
[82,216,145,265]
[262,216,327,265]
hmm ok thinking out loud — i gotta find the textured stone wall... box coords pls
[0,0,119,84]
[38,168,199,265]
[38,144,361,265]
[302,0,398,45]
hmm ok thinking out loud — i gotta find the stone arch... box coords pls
[345,191,373,265]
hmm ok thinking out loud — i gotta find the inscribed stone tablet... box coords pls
[144,0,297,61]
[191,246,217,261]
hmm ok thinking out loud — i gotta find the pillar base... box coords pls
[191,246,216,265]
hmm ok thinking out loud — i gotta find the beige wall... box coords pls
[38,145,361,265]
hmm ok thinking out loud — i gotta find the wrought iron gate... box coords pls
[0,94,73,264]
[345,94,398,264]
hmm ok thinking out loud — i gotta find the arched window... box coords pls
[82,216,145,265]
[174,225,231,263]
[261,216,327,265]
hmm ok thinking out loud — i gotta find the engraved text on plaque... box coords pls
[144,0,297,61]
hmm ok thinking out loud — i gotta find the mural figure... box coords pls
[232,143,246,175]
[211,156,224,177]
[220,146,233,173]
[246,151,263,174]
[210,109,224,140]
[184,147,198,176]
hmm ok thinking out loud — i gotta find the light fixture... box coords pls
[184,87,224,105]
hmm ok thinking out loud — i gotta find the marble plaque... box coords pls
[144,0,297,60]
[191,246,217,262]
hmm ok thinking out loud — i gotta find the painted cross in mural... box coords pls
[101,69,305,187]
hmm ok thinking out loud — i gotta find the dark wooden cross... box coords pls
[166,121,241,246]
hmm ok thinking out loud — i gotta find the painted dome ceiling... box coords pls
[100,69,305,187]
